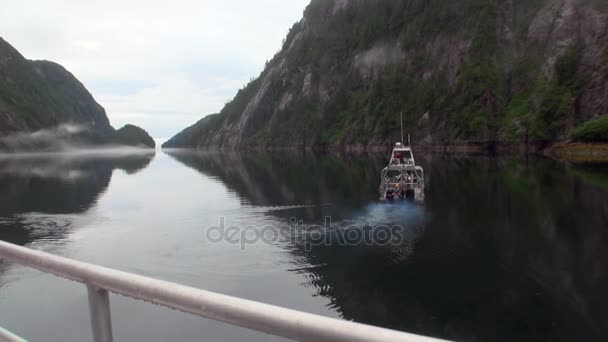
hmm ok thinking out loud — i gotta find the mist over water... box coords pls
[0,150,607,342]
[0,124,90,151]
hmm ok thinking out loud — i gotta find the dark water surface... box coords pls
[1,149,608,342]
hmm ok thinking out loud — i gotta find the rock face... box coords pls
[0,37,154,150]
[165,0,608,150]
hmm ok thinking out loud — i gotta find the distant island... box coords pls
[163,0,608,156]
[0,37,155,151]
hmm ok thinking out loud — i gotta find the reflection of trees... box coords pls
[396,157,608,341]
[289,157,608,341]
[0,151,155,245]
[167,150,386,221]
[169,150,608,341]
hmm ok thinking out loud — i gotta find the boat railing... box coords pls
[0,240,449,342]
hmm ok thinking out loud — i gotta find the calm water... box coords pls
[0,149,608,342]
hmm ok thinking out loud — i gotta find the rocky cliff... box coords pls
[164,0,608,151]
[0,37,154,150]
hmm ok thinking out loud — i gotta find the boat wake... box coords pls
[243,203,332,212]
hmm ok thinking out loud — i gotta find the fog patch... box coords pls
[0,124,89,152]
[0,161,86,180]
[0,146,156,180]
[354,44,404,70]
[0,146,156,161]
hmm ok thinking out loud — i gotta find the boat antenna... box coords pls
[400,112,404,144]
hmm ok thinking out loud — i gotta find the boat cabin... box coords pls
[379,142,425,202]
[390,143,415,166]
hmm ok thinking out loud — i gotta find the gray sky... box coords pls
[1,0,309,138]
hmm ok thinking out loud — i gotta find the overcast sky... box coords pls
[1,0,309,138]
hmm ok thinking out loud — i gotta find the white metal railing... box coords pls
[0,240,450,342]
[0,326,27,342]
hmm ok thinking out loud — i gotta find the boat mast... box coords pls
[400,112,411,146]
[400,112,404,145]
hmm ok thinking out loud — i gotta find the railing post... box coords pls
[0,240,450,342]
[87,285,114,342]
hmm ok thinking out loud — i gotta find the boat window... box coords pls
[393,152,403,163]
[393,150,412,162]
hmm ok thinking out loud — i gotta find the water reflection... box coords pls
[0,149,155,245]
[1,149,607,342]
[167,150,608,342]
[167,150,386,221]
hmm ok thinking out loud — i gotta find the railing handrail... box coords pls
[0,240,450,342]
[0,326,27,342]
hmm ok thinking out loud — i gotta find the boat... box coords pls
[378,113,425,202]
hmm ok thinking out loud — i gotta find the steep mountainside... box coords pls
[161,114,220,149]
[0,37,153,150]
[164,0,608,151]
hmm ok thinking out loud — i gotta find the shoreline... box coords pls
[545,143,608,163]
[6,141,605,163]
[177,142,608,163]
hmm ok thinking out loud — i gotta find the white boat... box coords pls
[379,142,425,202]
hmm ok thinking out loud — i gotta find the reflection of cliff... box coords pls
[169,150,608,341]
[167,150,386,220]
[295,157,608,341]
[0,150,155,245]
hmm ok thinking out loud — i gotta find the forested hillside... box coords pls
[164,0,608,151]
[0,37,155,149]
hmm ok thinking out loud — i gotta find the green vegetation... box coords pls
[572,165,608,192]
[530,42,588,141]
[166,0,606,149]
[1,37,156,149]
[162,114,221,148]
[222,78,262,124]
[113,124,156,148]
[0,38,112,134]
[571,115,608,142]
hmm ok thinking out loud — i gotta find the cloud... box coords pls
[0,0,309,138]
[99,77,247,137]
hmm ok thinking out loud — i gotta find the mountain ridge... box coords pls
[164,0,608,151]
[0,37,155,150]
